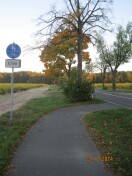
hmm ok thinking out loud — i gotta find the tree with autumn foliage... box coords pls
[36,0,113,82]
[39,27,91,80]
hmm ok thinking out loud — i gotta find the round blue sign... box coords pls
[6,43,21,59]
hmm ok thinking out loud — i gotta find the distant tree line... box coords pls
[0,71,52,84]
[87,71,132,84]
[0,71,132,84]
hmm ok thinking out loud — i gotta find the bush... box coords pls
[60,79,94,102]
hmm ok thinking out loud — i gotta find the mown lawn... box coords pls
[0,86,102,176]
[84,109,132,176]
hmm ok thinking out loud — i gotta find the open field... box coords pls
[84,109,132,176]
[94,83,132,92]
[0,83,45,95]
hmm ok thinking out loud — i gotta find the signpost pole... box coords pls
[6,43,21,121]
[10,67,14,120]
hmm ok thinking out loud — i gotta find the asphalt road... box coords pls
[6,103,118,176]
[95,90,132,109]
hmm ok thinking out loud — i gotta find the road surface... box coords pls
[6,89,131,176]
[6,103,118,176]
[95,90,132,109]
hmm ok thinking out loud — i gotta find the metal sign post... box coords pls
[10,67,14,120]
[6,43,21,120]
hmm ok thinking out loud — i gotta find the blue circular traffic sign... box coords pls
[6,43,21,59]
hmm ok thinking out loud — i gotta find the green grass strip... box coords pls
[84,109,132,176]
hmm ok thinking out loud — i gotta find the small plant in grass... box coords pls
[60,79,94,102]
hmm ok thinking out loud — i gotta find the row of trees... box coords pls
[95,22,132,90]
[38,21,132,90]
[0,71,132,84]
[87,71,132,83]
[35,0,132,92]
[0,71,52,84]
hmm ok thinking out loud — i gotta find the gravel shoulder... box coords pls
[0,85,49,116]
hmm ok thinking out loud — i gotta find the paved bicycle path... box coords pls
[7,103,118,176]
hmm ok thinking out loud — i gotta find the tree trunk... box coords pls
[100,70,106,90]
[112,70,117,91]
[102,79,105,89]
[77,33,83,82]
[67,70,71,80]
[102,72,105,90]
[67,62,71,80]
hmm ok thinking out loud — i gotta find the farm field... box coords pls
[0,83,45,95]
[94,83,132,92]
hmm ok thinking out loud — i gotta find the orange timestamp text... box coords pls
[85,156,113,162]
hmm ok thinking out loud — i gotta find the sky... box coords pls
[0,0,132,73]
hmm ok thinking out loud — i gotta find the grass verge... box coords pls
[0,86,102,176]
[94,83,132,93]
[83,109,132,176]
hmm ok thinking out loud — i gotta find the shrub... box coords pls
[60,79,94,102]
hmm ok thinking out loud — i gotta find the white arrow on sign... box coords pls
[5,59,21,68]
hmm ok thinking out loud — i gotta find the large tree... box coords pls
[36,0,113,81]
[96,22,132,90]
[40,27,91,80]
